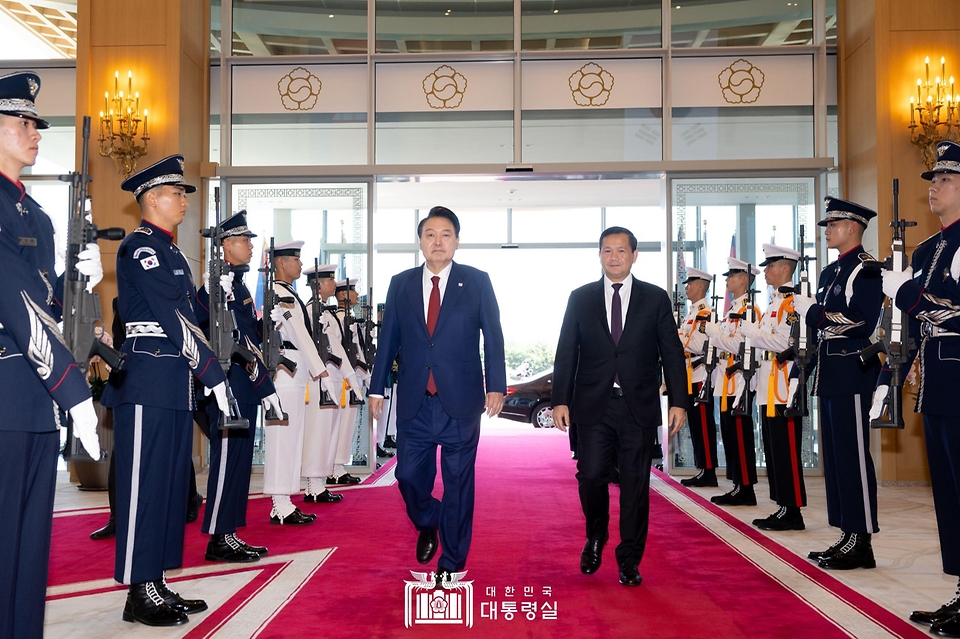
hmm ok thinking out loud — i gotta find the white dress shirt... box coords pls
[423,261,453,321]
[603,274,632,334]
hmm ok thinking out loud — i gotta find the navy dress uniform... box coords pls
[195,212,278,562]
[677,267,719,487]
[330,278,366,485]
[706,258,760,506]
[881,141,960,634]
[798,198,882,569]
[302,264,349,502]
[102,155,228,626]
[0,71,99,639]
[747,244,806,531]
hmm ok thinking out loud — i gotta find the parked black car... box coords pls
[499,369,554,428]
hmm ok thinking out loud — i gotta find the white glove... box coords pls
[788,378,801,405]
[325,362,340,378]
[261,392,283,417]
[346,374,362,396]
[704,322,722,339]
[220,274,234,301]
[321,375,339,402]
[869,385,888,420]
[792,295,816,319]
[68,397,101,459]
[882,267,914,300]
[205,381,232,415]
[740,323,761,341]
[357,368,371,384]
[270,305,286,330]
[75,243,103,293]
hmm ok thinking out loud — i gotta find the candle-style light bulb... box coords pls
[927,56,931,85]
[910,96,916,126]
[143,109,148,137]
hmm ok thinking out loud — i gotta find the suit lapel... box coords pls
[623,275,642,334]
[405,267,429,335]
[593,278,613,343]
[433,261,464,335]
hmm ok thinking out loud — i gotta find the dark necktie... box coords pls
[426,275,440,394]
[611,283,623,345]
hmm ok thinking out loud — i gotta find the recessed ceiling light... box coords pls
[553,8,559,13]
[328,14,334,17]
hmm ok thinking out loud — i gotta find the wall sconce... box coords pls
[909,56,959,169]
[99,70,149,177]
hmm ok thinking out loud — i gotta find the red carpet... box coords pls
[48,424,925,638]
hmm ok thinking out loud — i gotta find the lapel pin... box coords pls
[458,282,463,287]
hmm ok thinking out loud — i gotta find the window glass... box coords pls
[376,0,513,54]
[672,0,814,48]
[521,0,661,51]
[232,0,368,56]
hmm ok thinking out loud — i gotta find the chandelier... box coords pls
[909,56,958,169]
[99,70,149,177]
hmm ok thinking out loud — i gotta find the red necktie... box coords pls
[426,275,440,394]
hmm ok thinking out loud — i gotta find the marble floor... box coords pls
[52,460,951,632]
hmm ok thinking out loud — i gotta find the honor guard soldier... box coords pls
[879,141,960,635]
[677,267,719,487]
[746,244,807,532]
[0,70,101,639]
[328,278,366,486]
[265,241,324,524]
[301,263,347,503]
[704,258,761,506]
[793,198,882,569]
[195,211,284,562]
[102,155,234,627]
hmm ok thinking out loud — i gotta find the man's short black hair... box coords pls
[417,206,461,238]
[599,226,638,252]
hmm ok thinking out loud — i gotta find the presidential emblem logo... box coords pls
[404,570,474,628]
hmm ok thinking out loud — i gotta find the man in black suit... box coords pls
[553,226,687,587]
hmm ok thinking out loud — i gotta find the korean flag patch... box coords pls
[140,255,160,270]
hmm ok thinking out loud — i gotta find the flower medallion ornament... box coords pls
[718,59,765,104]
[569,63,614,107]
[278,67,322,111]
[423,65,467,109]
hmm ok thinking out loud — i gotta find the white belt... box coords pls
[126,321,168,339]
[922,323,960,338]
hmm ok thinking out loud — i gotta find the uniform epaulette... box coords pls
[133,226,152,235]
[917,231,940,248]
[857,252,878,263]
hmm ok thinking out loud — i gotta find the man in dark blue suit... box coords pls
[369,206,506,583]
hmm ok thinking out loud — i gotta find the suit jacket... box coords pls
[552,276,686,427]
[370,261,506,421]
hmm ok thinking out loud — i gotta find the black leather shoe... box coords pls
[417,528,439,564]
[912,594,960,626]
[580,533,608,575]
[326,475,338,485]
[808,532,851,561]
[90,517,116,540]
[818,533,875,570]
[186,493,203,524]
[681,469,718,487]
[618,564,642,586]
[753,507,785,527]
[932,614,960,638]
[377,444,395,458]
[756,507,804,531]
[270,508,316,525]
[383,435,397,449]
[122,582,189,626]
[713,485,757,506]
[571,451,578,460]
[156,578,208,615]
[230,534,268,557]
[304,490,343,503]
[337,473,362,485]
[205,534,260,563]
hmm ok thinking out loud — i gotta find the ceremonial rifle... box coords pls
[61,115,126,462]
[694,275,721,406]
[858,179,916,429]
[309,258,337,407]
[199,187,252,429]
[338,279,365,406]
[728,266,758,417]
[260,237,297,382]
[778,225,816,417]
